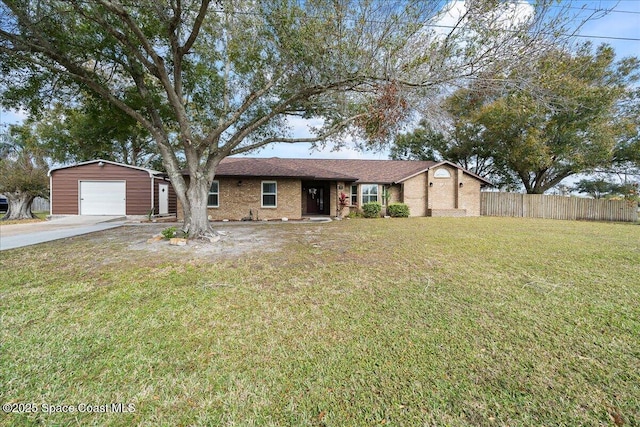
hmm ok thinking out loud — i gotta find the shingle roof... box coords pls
[212,157,356,181]
[213,157,441,184]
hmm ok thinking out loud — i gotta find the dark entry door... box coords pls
[306,186,324,214]
[303,181,330,215]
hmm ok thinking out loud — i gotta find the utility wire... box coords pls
[212,9,640,42]
[547,5,640,15]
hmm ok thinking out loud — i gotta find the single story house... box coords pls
[49,159,177,216]
[179,157,491,221]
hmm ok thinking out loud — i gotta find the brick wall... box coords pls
[457,170,481,216]
[427,165,456,210]
[424,165,482,217]
[337,183,403,217]
[177,178,302,221]
[402,174,427,217]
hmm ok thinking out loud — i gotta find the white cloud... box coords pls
[285,115,324,139]
[247,115,390,159]
[434,1,534,37]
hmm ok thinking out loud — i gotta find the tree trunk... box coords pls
[1,192,36,220]
[181,176,213,238]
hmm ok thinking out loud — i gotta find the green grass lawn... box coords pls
[1,217,639,426]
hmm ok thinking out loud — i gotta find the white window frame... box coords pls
[207,180,219,207]
[261,181,277,208]
[361,184,378,204]
[434,168,451,178]
[350,184,358,206]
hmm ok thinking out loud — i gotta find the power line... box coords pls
[548,5,640,15]
[211,8,640,43]
[572,33,640,42]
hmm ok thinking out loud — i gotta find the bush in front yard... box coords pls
[161,226,177,239]
[362,202,382,218]
[387,203,410,217]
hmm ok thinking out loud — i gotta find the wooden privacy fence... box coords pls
[481,192,638,222]
[32,197,50,212]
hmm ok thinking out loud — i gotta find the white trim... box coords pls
[434,168,452,178]
[395,160,492,185]
[261,180,277,208]
[361,183,379,204]
[207,180,220,208]
[49,159,162,178]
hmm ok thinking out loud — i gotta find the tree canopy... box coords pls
[612,88,640,174]
[0,0,604,234]
[33,92,163,170]
[572,178,638,200]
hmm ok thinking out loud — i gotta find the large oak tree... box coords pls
[0,0,594,235]
[0,125,49,220]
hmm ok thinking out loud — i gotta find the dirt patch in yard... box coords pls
[107,222,295,259]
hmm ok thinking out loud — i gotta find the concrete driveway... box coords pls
[0,216,125,251]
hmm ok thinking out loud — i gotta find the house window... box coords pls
[262,181,277,207]
[434,168,451,178]
[361,184,378,204]
[350,185,358,205]
[208,181,219,207]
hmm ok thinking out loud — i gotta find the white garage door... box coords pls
[80,181,126,215]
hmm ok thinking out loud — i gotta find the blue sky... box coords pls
[1,0,638,160]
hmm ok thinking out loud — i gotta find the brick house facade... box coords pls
[178,158,490,221]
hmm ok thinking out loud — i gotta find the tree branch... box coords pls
[179,0,211,56]
[228,114,366,156]
[202,70,286,146]
[94,0,192,142]
[220,78,365,156]
[69,1,159,76]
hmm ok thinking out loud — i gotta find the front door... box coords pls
[303,181,330,215]
[159,183,169,215]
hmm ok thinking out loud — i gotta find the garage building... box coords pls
[49,160,176,216]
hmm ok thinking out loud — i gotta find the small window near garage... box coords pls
[262,181,277,208]
[208,181,219,207]
[361,184,378,204]
[350,184,358,205]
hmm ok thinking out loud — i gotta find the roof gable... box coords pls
[49,159,164,177]
[395,160,493,185]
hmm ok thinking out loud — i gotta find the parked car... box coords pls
[0,196,7,213]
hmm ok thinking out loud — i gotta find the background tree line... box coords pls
[391,43,639,197]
